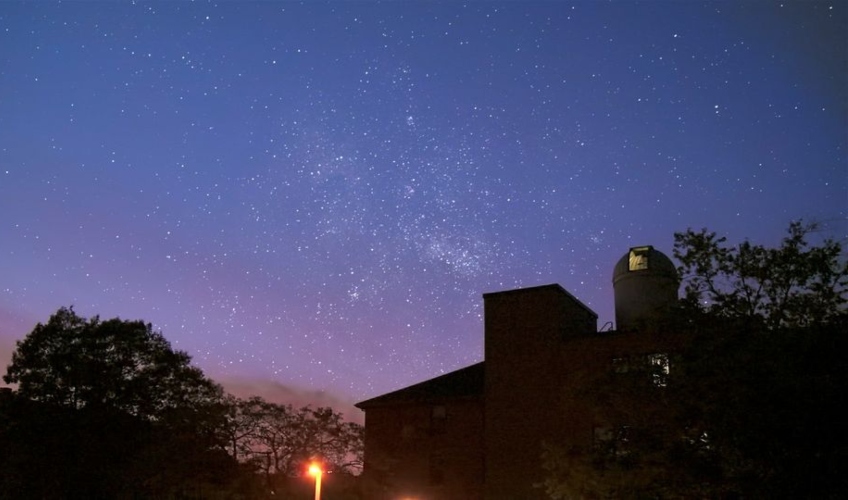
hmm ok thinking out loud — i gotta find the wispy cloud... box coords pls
[217,376,364,424]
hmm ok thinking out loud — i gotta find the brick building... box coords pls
[355,246,680,499]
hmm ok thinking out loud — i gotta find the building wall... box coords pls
[360,397,484,500]
[555,330,685,438]
[358,283,684,499]
[613,247,680,332]
[483,285,597,500]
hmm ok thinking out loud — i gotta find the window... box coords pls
[431,405,446,419]
[649,353,670,387]
[611,353,670,386]
[429,453,445,485]
[430,405,446,434]
[629,246,650,271]
[401,424,415,440]
[593,426,613,446]
[686,429,711,453]
[593,425,632,458]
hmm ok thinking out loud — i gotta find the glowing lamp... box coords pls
[308,462,323,500]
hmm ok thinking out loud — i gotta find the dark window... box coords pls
[432,405,446,419]
[594,425,632,458]
[401,424,415,440]
[431,405,446,434]
[430,453,445,485]
[593,426,613,447]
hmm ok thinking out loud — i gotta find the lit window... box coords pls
[612,353,670,387]
[629,246,650,271]
[649,353,670,387]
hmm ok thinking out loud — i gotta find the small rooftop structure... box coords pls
[612,245,679,331]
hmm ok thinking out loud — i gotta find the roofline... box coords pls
[482,283,598,319]
[355,392,483,411]
[355,361,484,409]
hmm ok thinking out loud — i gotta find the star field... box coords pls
[1,1,845,410]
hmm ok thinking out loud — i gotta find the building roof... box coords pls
[482,283,598,319]
[355,361,484,409]
[612,246,678,283]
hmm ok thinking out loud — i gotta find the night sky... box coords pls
[1,1,845,417]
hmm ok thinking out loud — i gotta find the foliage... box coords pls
[1,307,365,498]
[0,386,245,499]
[221,395,364,493]
[538,440,664,500]
[540,221,848,499]
[539,351,724,500]
[673,220,848,329]
[0,307,245,498]
[540,321,848,499]
[3,306,223,420]
[671,319,848,498]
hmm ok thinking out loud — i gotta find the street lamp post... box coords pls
[308,463,322,500]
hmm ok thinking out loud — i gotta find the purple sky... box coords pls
[1,1,845,418]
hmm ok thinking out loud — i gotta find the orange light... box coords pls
[308,463,322,477]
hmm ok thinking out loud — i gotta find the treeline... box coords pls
[0,307,363,499]
[221,395,363,489]
[540,317,848,499]
[539,221,848,499]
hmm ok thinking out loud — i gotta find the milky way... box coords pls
[1,1,845,410]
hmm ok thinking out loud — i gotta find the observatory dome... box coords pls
[612,245,678,282]
[612,246,679,331]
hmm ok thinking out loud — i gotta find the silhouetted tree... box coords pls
[221,396,364,495]
[220,394,266,463]
[305,406,365,474]
[540,221,848,499]
[674,220,848,329]
[0,307,245,498]
[4,306,223,419]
